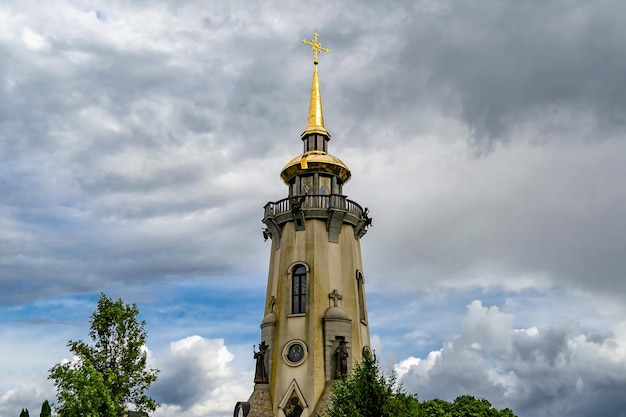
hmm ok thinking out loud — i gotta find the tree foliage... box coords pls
[326,347,518,417]
[49,293,159,417]
[39,400,52,417]
[325,347,419,417]
[421,395,518,417]
[19,408,30,417]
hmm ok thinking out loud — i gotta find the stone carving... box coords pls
[363,207,373,228]
[334,340,348,377]
[254,341,268,383]
[329,289,342,307]
[290,195,307,214]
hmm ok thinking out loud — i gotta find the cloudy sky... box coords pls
[2,1,626,416]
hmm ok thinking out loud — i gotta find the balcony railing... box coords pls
[264,194,364,219]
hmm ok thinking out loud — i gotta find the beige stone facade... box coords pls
[258,219,370,417]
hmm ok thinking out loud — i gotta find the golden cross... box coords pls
[302,32,329,65]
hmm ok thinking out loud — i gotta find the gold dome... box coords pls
[280,150,351,184]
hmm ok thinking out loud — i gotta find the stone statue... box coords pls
[253,341,268,383]
[262,227,271,241]
[363,207,373,228]
[290,195,307,214]
[334,340,348,377]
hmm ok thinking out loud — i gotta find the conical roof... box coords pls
[301,65,329,138]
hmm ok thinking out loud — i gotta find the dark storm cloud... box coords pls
[403,1,626,148]
[316,1,626,152]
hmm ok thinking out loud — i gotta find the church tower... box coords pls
[236,34,373,417]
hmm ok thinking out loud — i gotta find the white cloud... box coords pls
[20,28,48,51]
[0,334,251,417]
[0,376,55,417]
[151,336,251,417]
[397,300,626,416]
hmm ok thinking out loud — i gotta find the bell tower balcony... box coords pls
[263,194,370,246]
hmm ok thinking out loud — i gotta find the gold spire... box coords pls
[301,33,330,138]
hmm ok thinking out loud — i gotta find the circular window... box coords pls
[282,340,308,366]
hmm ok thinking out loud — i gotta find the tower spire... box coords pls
[301,33,330,138]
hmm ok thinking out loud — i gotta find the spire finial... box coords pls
[302,33,329,65]
[301,33,330,137]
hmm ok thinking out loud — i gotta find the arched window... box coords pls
[292,265,307,314]
[356,271,367,323]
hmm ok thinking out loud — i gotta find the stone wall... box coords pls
[247,384,274,417]
[311,384,333,417]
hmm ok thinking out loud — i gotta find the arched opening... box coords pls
[292,265,307,314]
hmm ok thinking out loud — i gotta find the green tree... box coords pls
[451,395,497,417]
[325,347,519,417]
[39,400,52,417]
[420,398,451,417]
[49,293,159,417]
[421,396,518,417]
[325,347,419,417]
[19,408,30,417]
[451,395,518,417]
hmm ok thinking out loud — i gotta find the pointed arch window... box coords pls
[278,380,308,417]
[292,265,307,314]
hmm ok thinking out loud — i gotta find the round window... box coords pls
[282,340,308,366]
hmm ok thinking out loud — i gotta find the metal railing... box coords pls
[264,194,364,218]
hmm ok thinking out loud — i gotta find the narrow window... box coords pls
[290,178,296,197]
[292,265,307,314]
[317,135,325,152]
[357,271,367,323]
